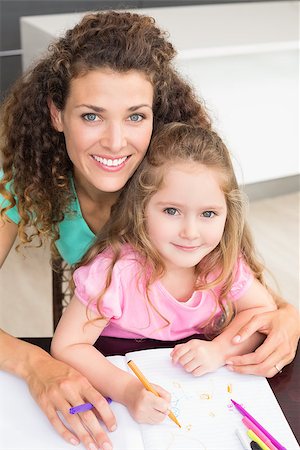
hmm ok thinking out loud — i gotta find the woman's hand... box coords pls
[226,303,300,377]
[125,379,170,424]
[26,353,116,450]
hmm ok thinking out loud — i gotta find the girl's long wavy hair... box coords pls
[79,123,268,334]
[0,11,210,257]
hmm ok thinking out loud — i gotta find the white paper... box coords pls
[0,348,299,450]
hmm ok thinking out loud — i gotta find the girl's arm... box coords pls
[171,278,277,376]
[211,277,277,359]
[51,296,171,424]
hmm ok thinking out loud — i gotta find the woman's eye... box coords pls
[202,211,215,218]
[129,113,143,122]
[82,113,98,122]
[164,207,179,216]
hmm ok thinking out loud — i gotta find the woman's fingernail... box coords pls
[226,360,233,365]
[102,443,113,450]
[227,365,234,371]
[233,335,241,343]
[110,424,117,432]
[70,437,79,446]
[88,443,97,450]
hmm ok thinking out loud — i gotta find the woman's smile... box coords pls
[90,154,130,171]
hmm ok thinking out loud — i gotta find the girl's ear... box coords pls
[48,98,63,132]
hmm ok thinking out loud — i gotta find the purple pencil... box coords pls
[231,399,286,450]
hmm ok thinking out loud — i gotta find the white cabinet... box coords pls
[21,1,299,184]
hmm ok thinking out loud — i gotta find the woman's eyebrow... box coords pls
[128,104,153,111]
[75,104,105,112]
[75,103,152,112]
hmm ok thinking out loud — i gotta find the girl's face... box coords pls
[145,162,227,272]
[50,68,153,194]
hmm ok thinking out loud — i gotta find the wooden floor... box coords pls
[0,192,299,337]
[247,191,299,308]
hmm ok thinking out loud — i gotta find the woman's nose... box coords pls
[99,122,127,153]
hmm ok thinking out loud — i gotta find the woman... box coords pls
[0,10,298,450]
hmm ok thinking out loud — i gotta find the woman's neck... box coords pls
[73,170,120,235]
[73,170,120,205]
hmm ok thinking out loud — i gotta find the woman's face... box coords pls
[50,68,153,194]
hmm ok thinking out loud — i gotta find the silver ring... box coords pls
[274,364,283,374]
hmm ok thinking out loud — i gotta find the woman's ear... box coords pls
[48,98,64,132]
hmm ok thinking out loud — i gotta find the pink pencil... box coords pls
[242,417,278,450]
[231,399,286,450]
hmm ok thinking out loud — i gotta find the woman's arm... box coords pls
[0,329,116,449]
[51,296,171,424]
[0,218,116,450]
[227,298,300,377]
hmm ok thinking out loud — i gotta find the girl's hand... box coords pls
[125,380,171,424]
[171,340,223,376]
[227,304,300,377]
[26,354,116,450]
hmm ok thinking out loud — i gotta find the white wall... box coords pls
[176,50,298,184]
[21,1,299,184]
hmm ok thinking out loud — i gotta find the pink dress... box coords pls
[74,245,253,340]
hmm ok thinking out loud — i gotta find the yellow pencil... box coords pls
[127,359,181,428]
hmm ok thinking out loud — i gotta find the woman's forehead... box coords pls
[66,69,154,107]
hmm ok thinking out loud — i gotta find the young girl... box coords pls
[51,123,276,424]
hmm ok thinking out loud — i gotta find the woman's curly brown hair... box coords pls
[0,10,211,257]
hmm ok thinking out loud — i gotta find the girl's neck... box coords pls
[160,266,197,302]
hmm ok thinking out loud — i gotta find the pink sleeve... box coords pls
[73,255,122,319]
[228,257,254,301]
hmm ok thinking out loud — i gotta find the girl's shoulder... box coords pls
[211,255,253,300]
[83,243,142,274]
[233,254,253,280]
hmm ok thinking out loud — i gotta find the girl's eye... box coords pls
[201,211,215,218]
[164,207,179,216]
[129,113,143,122]
[82,113,99,122]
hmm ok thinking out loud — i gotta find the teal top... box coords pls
[0,170,96,265]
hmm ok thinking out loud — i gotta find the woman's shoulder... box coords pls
[0,169,20,224]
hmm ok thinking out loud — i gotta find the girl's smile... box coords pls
[171,243,202,252]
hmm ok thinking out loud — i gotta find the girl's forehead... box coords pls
[158,161,226,192]
[161,161,214,178]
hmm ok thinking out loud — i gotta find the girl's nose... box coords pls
[179,218,200,240]
[99,122,127,153]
